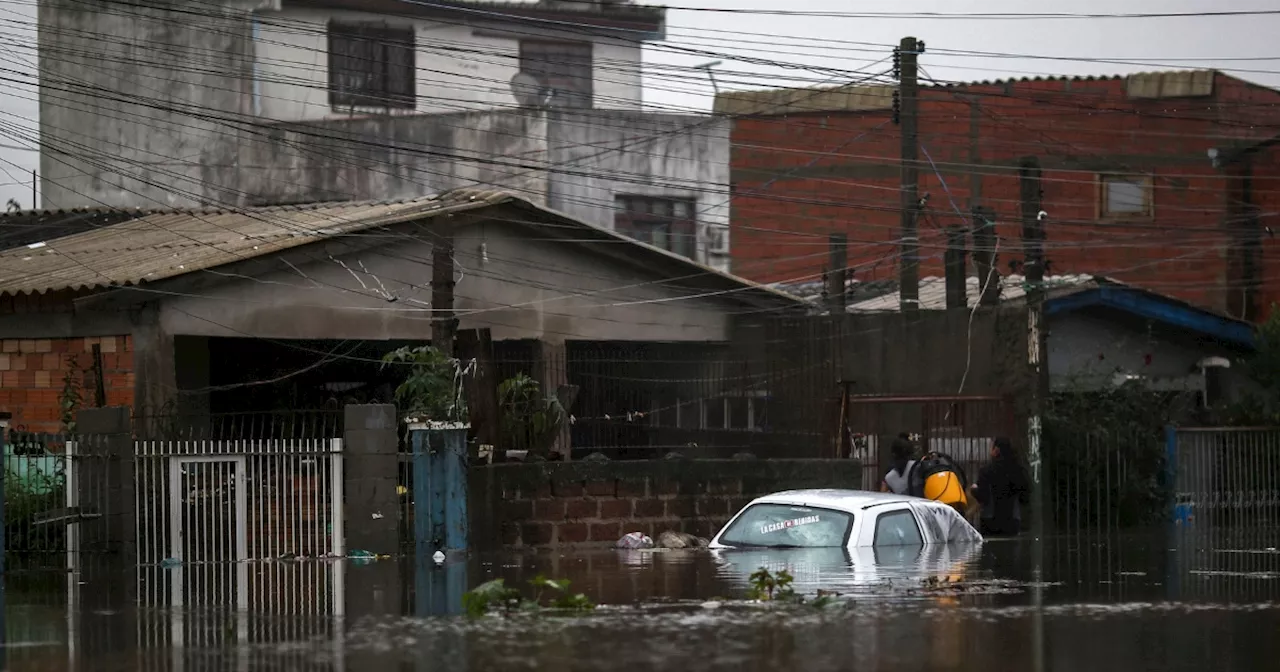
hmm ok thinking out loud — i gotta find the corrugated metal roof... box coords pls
[714,69,1221,117]
[0,190,520,296]
[846,274,1100,312]
[0,190,802,308]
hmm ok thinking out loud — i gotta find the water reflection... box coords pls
[3,530,1280,671]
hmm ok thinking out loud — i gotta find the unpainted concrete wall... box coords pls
[230,110,551,205]
[548,111,731,271]
[156,218,735,342]
[254,7,643,121]
[38,0,268,209]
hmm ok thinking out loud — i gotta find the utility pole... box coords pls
[431,222,458,356]
[897,36,921,311]
[1019,155,1047,672]
[1019,155,1047,529]
[826,233,848,315]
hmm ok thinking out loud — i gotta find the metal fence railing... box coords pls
[1044,424,1167,533]
[1170,427,1280,527]
[4,429,72,569]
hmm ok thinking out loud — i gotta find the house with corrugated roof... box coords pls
[774,272,1256,402]
[0,190,802,451]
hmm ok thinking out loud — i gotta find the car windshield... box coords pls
[717,503,854,548]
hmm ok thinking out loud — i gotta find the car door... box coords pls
[860,505,925,564]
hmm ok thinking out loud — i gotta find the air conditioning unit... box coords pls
[706,225,730,255]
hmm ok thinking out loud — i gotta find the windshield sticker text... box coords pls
[760,515,820,534]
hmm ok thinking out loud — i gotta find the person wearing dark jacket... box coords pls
[969,437,1030,536]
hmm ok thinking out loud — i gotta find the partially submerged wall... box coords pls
[468,459,863,550]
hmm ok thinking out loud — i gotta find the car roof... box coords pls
[749,489,933,514]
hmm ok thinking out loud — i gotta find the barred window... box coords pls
[519,41,593,109]
[614,195,697,259]
[328,22,416,110]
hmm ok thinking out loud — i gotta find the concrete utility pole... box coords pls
[1019,155,1048,672]
[897,36,921,311]
[826,233,848,314]
[1019,156,1047,529]
[431,222,458,356]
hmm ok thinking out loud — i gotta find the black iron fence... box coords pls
[1043,422,1169,533]
[132,410,344,441]
[488,340,824,460]
[4,429,71,569]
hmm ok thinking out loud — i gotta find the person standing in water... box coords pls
[880,434,917,495]
[970,437,1030,536]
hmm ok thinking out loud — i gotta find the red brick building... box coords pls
[718,70,1280,321]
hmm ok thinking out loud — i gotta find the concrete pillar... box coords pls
[535,339,571,458]
[0,411,10,573]
[342,404,399,554]
[75,406,135,569]
[410,424,469,556]
[131,304,177,436]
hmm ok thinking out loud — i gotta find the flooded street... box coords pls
[5,530,1280,671]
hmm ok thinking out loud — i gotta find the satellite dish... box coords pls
[510,72,550,108]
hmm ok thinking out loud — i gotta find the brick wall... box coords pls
[730,72,1280,319]
[469,459,864,550]
[0,336,134,434]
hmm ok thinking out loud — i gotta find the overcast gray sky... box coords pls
[2,0,1278,209]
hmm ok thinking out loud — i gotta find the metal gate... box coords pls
[1170,427,1280,526]
[838,395,1015,489]
[135,439,345,585]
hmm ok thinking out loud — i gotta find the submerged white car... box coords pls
[708,489,983,549]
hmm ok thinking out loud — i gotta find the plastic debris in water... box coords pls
[160,558,181,568]
[347,549,389,566]
[615,532,654,550]
[433,551,446,564]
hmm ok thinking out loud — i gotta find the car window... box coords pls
[873,509,923,547]
[717,503,853,548]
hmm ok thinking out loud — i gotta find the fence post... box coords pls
[410,422,470,558]
[75,407,134,569]
[1165,425,1186,526]
[341,405,399,555]
[1,411,10,573]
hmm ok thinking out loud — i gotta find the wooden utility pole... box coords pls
[1019,156,1047,536]
[431,223,458,356]
[826,233,848,314]
[897,36,921,311]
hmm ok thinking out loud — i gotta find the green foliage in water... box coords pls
[381,346,468,422]
[462,575,596,618]
[747,567,796,602]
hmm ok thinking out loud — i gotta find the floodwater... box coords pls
[4,529,1280,671]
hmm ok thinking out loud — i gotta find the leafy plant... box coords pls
[59,355,85,432]
[461,575,595,618]
[461,578,523,617]
[747,567,796,602]
[497,373,566,458]
[1043,383,1183,527]
[381,346,468,422]
[1220,305,1280,424]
